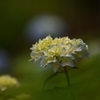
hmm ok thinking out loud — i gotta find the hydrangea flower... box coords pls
[0,75,20,91]
[30,35,90,72]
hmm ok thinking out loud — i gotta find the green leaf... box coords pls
[43,72,59,90]
[72,66,83,71]
[38,85,79,100]
[72,66,79,69]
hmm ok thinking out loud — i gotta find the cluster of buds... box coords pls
[30,35,90,72]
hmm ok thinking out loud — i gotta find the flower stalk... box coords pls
[64,66,71,86]
[64,66,75,100]
[1,90,6,100]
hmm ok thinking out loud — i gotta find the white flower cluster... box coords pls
[30,35,90,72]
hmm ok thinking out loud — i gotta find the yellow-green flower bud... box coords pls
[7,99,16,100]
[16,93,31,100]
[30,35,90,72]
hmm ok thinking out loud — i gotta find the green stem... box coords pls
[64,66,75,100]
[64,67,71,86]
[2,90,6,100]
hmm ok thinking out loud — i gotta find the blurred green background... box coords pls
[0,0,100,100]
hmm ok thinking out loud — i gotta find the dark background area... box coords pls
[0,0,100,100]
